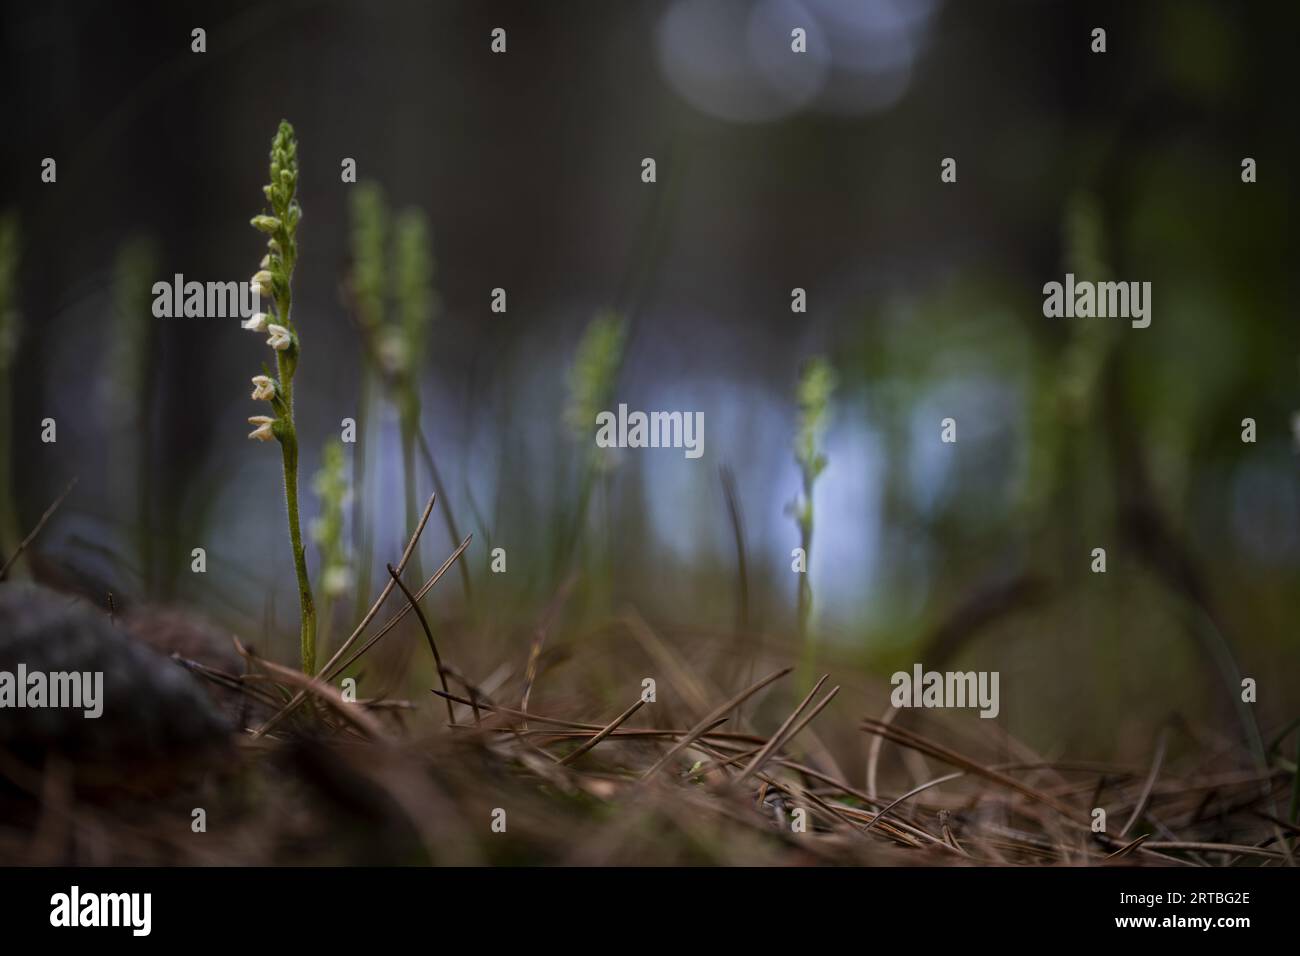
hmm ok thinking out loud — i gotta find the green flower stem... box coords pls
[399,406,423,584]
[276,348,317,674]
[796,463,815,680]
[351,367,375,621]
[274,243,316,674]
[791,357,835,690]
[415,427,472,607]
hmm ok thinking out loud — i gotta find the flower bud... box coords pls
[250,215,282,234]
[242,312,269,333]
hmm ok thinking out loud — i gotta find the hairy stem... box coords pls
[276,357,317,674]
[276,255,316,672]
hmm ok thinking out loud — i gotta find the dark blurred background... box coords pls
[1,0,1297,757]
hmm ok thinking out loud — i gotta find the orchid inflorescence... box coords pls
[242,120,318,674]
[244,121,302,437]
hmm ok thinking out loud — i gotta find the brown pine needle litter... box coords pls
[0,499,1293,867]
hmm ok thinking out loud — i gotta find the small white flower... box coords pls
[322,565,353,598]
[266,324,293,351]
[250,215,282,234]
[251,270,275,297]
[250,375,276,401]
[242,312,269,332]
[247,415,276,442]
